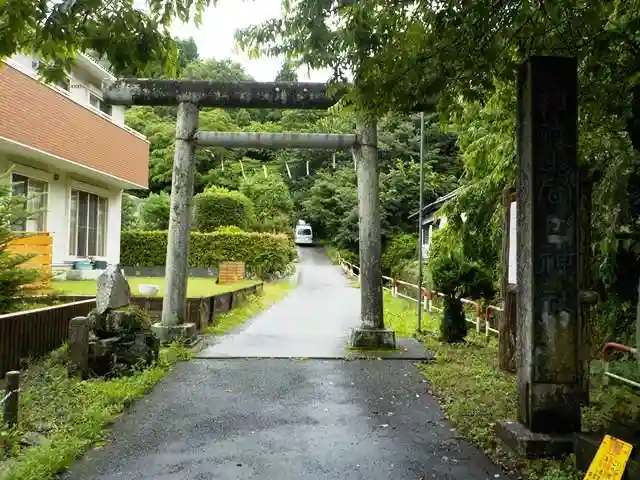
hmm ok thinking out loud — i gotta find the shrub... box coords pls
[139,192,170,230]
[214,225,245,234]
[428,230,494,343]
[194,187,255,232]
[120,230,296,278]
[381,233,417,277]
[240,173,294,233]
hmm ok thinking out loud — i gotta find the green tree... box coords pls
[139,192,171,230]
[121,193,139,231]
[0,1,215,82]
[240,172,294,233]
[0,169,42,313]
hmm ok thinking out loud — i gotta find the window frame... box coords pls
[9,171,49,233]
[88,92,113,117]
[68,187,109,259]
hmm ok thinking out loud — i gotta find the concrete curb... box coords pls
[287,267,301,287]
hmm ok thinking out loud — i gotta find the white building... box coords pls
[410,189,459,262]
[0,52,149,275]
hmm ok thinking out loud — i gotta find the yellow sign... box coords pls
[584,435,633,480]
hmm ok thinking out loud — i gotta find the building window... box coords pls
[11,173,48,232]
[89,93,112,116]
[69,190,108,257]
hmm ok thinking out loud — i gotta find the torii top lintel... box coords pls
[102,79,344,109]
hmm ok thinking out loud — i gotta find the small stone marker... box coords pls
[583,435,633,480]
[96,265,131,314]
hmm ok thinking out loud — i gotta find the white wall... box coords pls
[0,154,123,266]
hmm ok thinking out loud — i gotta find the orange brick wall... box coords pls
[0,63,149,187]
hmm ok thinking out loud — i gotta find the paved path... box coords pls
[62,247,507,480]
[199,247,362,358]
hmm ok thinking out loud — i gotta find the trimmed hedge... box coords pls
[194,188,254,232]
[120,230,296,278]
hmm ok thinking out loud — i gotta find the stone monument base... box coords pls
[151,322,197,343]
[496,420,575,459]
[349,328,396,349]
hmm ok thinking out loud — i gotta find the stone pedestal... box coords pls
[349,328,396,349]
[152,322,197,343]
[500,56,582,457]
[496,420,574,459]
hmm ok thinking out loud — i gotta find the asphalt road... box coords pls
[61,247,507,480]
[199,246,362,358]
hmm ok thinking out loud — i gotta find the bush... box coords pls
[139,192,170,230]
[194,187,255,232]
[240,173,294,233]
[120,230,296,278]
[429,230,494,343]
[381,233,417,277]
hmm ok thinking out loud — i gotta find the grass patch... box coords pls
[0,343,192,480]
[206,281,293,336]
[384,292,640,480]
[49,277,259,298]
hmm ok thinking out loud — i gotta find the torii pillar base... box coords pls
[349,328,396,349]
[151,322,197,344]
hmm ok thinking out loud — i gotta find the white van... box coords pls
[294,222,313,245]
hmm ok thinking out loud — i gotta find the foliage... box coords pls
[214,225,245,234]
[0,170,43,313]
[120,231,296,278]
[383,293,595,479]
[240,173,294,233]
[429,229,495,343]
[138,192,170,230]
[0,0,214,82]
[207,281,293,336]
[381,233,417,277]
[120,194,139,231]
[0,342,192,479]
[194,187,255,232]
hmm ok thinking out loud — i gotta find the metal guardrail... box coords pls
[602,342,640,389]
[1,370,19,428]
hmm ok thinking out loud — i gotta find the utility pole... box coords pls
[417,112,425,332]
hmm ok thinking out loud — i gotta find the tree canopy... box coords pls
[0,0,213,81]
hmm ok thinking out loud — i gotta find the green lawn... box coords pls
[206,281,293,335]
[50,277,259,298]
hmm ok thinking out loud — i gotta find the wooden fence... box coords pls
[0,299,95,376]
[338,256,505,336]
[7,233,53,289]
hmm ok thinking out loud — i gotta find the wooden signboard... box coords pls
[583,435,633,480]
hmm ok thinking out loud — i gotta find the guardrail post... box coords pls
[392,279,397,298]
[422,289,428,312]
[485,309,491,337]
[476,303,482,333]
[4,370,19,427]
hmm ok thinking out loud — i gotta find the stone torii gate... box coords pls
[103,79,395,348]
